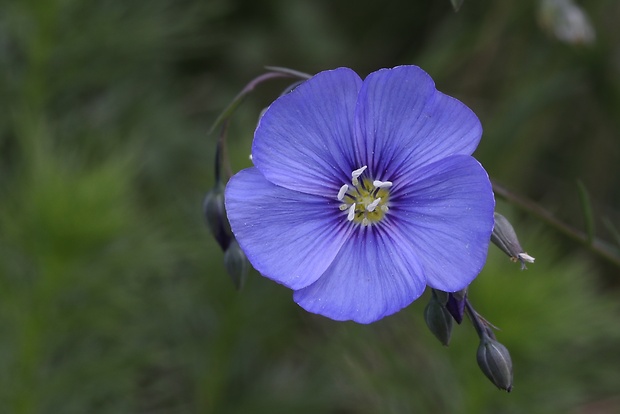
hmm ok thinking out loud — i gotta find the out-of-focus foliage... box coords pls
[1,0,620,413]
[539,0,596,45]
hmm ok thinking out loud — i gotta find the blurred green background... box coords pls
[2,0,620,412]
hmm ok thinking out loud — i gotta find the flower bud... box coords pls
[477,337,514,392]
[224,240,249,290]
[424,291,454,346]
[491,212,535,269]
[203,182,233,251]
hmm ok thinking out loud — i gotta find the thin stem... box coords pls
[209,71,307,135]
[465,299,490,340]
[492,180,620,268]
[264,66,313,80]
[210,68,313,183]
[216,119,232,181]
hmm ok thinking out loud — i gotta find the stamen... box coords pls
[351,166,368,186]
[373,180,393,188]
[366,198,382,212]
[337,184,349,200]
[337,166,391,226]
[347,203,356,221]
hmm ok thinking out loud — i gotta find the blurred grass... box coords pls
[1,0,620,412]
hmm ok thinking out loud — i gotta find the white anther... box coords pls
[366,198,382,212]
[380,205,389,213]
[337,184,349,200]
[347,203,356,221]
[518,253,535,263]
[373,180,393,188]
[351,166,368,185]
[339,204,348,211]
[362,218,370,226]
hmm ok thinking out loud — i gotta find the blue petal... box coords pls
[293,226,427,324]
[354,65,482,181]
[390,155,495,291]
[225,167,354,290]
[252,68,363,197]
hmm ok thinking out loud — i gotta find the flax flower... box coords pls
[225,66,494,323]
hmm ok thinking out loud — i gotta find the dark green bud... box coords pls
[224,240,249,290]
[477,337,514,392]
[424,291,454,346]
[491,212,535,269]
[203,182,233,251]
[432,289,449,305]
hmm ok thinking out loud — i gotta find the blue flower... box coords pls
[225,66,495,324]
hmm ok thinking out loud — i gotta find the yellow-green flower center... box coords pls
[337,166,391,226]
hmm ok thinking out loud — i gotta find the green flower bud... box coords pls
[203,182,233,251]
[432,289,450,305]
[491,212,535,269]
[224,239,249,290]
[424,291,454,346]
[477,337,514,392]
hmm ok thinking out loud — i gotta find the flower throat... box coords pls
[337,166,391,226]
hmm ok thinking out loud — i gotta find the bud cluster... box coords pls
[211,70,531,393]
[203,72,312,289]
[423,212,532,391]
[203,182,250,290]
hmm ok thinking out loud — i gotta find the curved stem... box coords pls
[210,68,313,183]
[216,119,232,181]
[209,71,308,135]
